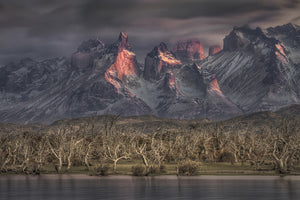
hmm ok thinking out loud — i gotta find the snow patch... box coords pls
[158,51,182,65]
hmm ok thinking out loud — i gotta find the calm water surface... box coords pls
[0,175,300,200]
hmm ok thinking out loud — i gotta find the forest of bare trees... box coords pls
[0,117,299,175]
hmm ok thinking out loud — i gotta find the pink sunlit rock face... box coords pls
[144,42,181,81]
[208,75,222,94]
[106,50,139,81]
[209,45,221,56]
[105,32,140,90]
[162,72,181,93]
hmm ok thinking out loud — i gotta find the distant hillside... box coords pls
[0,105,299,135]
[276,104,300,118]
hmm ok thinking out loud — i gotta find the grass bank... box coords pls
[32,161,300,176]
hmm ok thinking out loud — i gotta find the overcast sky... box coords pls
[0,0,299,65]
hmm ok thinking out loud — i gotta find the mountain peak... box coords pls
[147,42,170,57]
[144,43,181,80]
[283,23,297,29]
[77,39,105,53]
[119,32,128,41]
[267,23,300,49]
[104,32,139,89]
[223,25,268,51]
[267,23,300,40]
[172,39,205,62]
[268,23,299,32]
[157,42,168,53]
[71,39,105,72]
[118,32,130,52]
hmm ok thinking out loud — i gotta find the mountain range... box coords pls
[0,23,299,124]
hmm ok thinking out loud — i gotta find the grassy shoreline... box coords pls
[2,162,299,176]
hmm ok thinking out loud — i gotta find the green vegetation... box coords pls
[1,108,300,176]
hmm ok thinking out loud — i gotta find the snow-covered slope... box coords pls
[200,25,300,113]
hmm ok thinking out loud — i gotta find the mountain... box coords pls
[0,33,152,123]
[200,24,300,113]
[0,23,299,124]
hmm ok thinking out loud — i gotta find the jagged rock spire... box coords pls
[144,43,181,80]
[118,32,131,51]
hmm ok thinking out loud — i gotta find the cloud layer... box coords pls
[0,0,299,64]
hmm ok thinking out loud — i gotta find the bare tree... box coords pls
[33,134,48,171]
[247,131,268,170]
[0,132,37,173]
[103,133,130,173]
[132,134,151,172]
[266,118,300,174]
[77,135,98,171]
[228,130,249,164]
[131,132,167,174]
[1,115,300,176]
[46,128,65,173]
[0,133,16,172]
[46,124,84,173]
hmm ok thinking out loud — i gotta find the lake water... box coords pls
[0,175,300,200]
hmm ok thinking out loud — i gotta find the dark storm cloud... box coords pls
[78,0,298,27]
[0,0,299,65]
[283,0,300,7]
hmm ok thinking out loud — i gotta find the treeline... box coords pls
[0,117,299,175]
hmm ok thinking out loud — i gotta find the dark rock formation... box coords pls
[143,42,181,81]
[209,45,221,56]
[172,39,205,62]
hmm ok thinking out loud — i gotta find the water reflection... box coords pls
[0,175,299,200]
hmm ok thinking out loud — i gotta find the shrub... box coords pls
[149,165,167,174]
[177,161,199,176]
[218,152,235,164]
[159,165,167,173]
[94,164,110,176]
[131,165,146,176]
